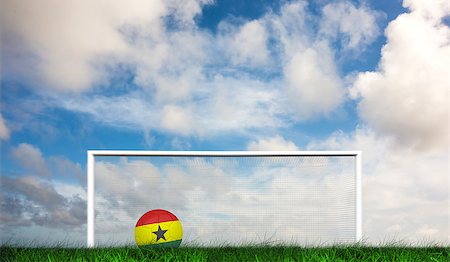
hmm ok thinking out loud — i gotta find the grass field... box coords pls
[1,244,448,262]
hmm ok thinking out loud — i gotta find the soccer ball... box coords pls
[134,209,183,248]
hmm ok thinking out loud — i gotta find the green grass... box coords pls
[1,245,449,262]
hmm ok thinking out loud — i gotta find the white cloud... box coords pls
[284,45,344,120]
[403,0,450,23]
[2,176,66,210]
[261,1,356,120]
[267,0,309,56]
[2,0,370,137]
[0,114,10,140]
[132,29,211,103]
[60,76,285,136]
[350,0,449,152]
[220,20,270,66]
[247,135,299,151]
[63,0,354,133]
[320,2,381,51]
[170,0,213,26]
[1,175,86,229]
[11,143,51,177]
[2,0,129,91]
[307,127,449,244]
[196,77,284,135]
[52,180,86,200]
[1,145,88,245]
[161,105,193,136]
[49,156,85,185]
[0,0,209,92]
[61,94,159,130]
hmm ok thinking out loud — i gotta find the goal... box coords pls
[87,151,362,247]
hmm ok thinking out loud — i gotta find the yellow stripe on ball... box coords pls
[135,220,183,246]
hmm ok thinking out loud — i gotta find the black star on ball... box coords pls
[152,225,168,241]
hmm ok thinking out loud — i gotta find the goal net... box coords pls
[87,151,361,247]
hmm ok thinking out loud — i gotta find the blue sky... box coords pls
[1,0,449,246]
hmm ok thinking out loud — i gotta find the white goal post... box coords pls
[87,150,362,247]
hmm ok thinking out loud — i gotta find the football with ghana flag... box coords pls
[135,209,183,248]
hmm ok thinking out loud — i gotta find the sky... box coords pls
[0,0,449,246]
